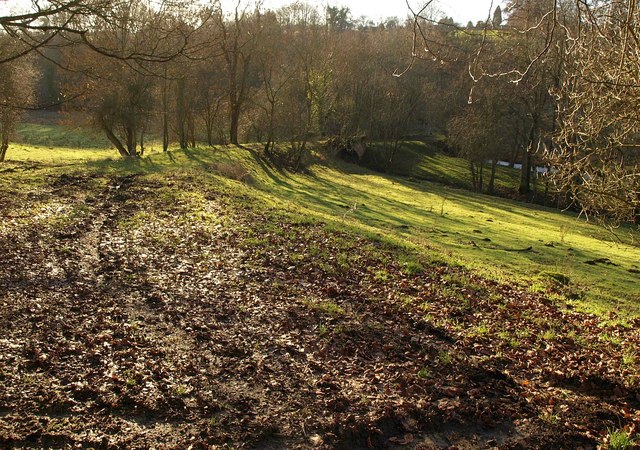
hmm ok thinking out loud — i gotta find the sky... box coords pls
[0,0,505,25]
[249,0,504,24]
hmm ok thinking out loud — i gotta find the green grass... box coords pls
[361,140,522,193]
[3,122,640,321]
[236,147,638,320]
[17,122,111,148]
[9,122,166,164]
[305,301,346,316]
[605,428,637,450]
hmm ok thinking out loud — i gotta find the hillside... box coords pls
[0,137,639,448]
[360,140,523,195]
[10,124,640,319]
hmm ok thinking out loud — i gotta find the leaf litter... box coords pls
[0,171,638,449]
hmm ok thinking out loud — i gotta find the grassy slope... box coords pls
[2,129,640,447]
[236,148,640,320]
[4,128,640,320]
[362,140,522,193]
[255,163,639,318]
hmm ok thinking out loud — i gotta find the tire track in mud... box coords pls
[58,174,271,448]
[73,176,133,287]
[0,173,188,449]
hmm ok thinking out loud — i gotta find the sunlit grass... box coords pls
[362,140,522,193]
[9,122,166,164]
[3,122,639,321]
[6,144,118,164]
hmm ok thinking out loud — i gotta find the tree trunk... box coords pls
[519,120,537,196]
[264,139,273,156]
[293,139,307,172]
[230,103,240,145]
[0,135,8,162]
[519,149,532,196]
[389,139,400,165]
[487,159,498,194]
[162,67,169,153]
[163,112,169,152]
[188,113,196,148]
[101,123,129,157]
[469,160,478,190]
[206,121,214,147]
[227,51,241,146]
[176,78,189,149]
[126,126,136,156]
[543,176,550,206]
[178,131,188,149]
[139,129,145,156]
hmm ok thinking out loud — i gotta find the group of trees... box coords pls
[0,0,638,226]
[1,0,444,162]
[0,0,205,160]
[411,0,639,224]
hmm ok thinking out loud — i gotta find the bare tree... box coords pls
[216,3,262,145]
[551,0,640,225]
[448,94,511,193]
[0,56,37,162]
[1,0,207,64]
[93,72,154,157]
[62,0,178,156]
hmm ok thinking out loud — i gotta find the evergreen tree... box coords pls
[492,5,503,28]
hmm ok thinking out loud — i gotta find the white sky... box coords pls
[252,0,504,24]
[1,0,504,25]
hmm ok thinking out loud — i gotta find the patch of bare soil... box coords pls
[0,172,638,449]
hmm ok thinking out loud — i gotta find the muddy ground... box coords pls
[0,169,638,449]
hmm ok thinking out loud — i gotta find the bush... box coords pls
[265,142,309,172]
[214,161,253,184]
[325,135,367,163]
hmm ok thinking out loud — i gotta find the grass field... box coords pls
[11,122,166,163]
[3,126,639,321]
[2,123,639,448]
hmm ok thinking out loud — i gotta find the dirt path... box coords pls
[0,171,638,449]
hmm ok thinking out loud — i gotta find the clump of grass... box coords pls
[516,328,531,339]
[528,281,548,295]
[622,351,636,367]
[542,329,556,341]
[174,384,189,395]
[471,323,490,337]
[567,330,587,347]
[373,269,390,282]
[600,333,623,346]
[541,271,571,286]
[306,301,345,316]
[539,411,559,424]
[399,294,414,308]
[402,258,425,276]
[437,349,453,365]
[604,428,636,450]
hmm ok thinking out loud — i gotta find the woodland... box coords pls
[0,0,639,448]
